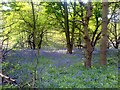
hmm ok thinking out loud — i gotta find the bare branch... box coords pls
[0,73,17,84]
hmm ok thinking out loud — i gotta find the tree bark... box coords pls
[83,1,93,68]
[31,1,36,49]
[100,0,108,65]
[114,22,119,49]
[38,30,44,49]
[64,0,72,54]
[0,46,2,85]
[71,0,76,51]
[84,26,93,68]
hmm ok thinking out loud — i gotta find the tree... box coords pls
[45,1,77,54]
[109,22,120,49]
[108,3,120,49]
[2,1,49,50]
[70,0,76,51]
[31,0,36,49]
[63,0,73,54]
[76,0,93,68]
[82,1,93,68]
[100,0,108,65]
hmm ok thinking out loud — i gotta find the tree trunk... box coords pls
[0,46,2,85]
[114,22,119,49]
[83,1,93,68]
[84,25,93,68]
[28,34,33,49]
[71,0,76,51]
[31,1,36,50]
[64,0,72,54]
[100,0,108,65]
[38,31,44,49]
[84,46,93,68]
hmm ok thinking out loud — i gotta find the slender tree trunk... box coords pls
[0,45,2,85]
[83,1,93,68]
[31,1,36,50]
[64,0,72,54]
[71,0,76,51]
[38,31,44,49]
[28,34,33,49]
[78,24,82,49]
[100,0,108,65]
[114,22,119,49]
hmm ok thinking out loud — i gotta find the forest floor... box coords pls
[2,48,119,88]
[4,48,101,67]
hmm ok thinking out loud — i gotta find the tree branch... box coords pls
[0,73,17,84]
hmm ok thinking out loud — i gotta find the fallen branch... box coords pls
[0,73,17,84]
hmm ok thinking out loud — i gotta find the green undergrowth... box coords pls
[2,49,119,88]
[2,62,118,88]
[38,62,118,88]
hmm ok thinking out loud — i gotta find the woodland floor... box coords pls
[2,48,119,88]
